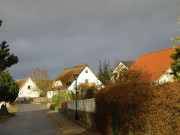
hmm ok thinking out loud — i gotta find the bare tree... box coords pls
[98,60,113,86]
[29,68,50,97]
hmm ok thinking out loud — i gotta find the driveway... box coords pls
[0,104,64,135]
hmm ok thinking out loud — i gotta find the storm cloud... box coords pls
[0,0,179,79]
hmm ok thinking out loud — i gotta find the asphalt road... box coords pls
[0,104,64,135]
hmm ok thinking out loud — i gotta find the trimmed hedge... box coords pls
[95,82,180,135]
[52,94,70,103]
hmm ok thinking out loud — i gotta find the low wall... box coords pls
[67,98,95,112]
[61,98,96,129]
[33,97,49,103]
[62,108,95,129]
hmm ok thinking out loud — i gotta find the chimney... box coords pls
[78,63,84,66]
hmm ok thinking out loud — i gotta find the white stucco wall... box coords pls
[18,78,40,99]
[67,66,102,93]
[47,91,54,98]
[113,62,127,74]
[156,68,174,84]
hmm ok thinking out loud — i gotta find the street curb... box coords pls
[0,114,16,126]
[46,113,72,135]
[38,104,72,135]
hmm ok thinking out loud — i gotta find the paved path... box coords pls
[39,104,93,135]
[0,104,64,135]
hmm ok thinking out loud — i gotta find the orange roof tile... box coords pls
[129,46,180,83]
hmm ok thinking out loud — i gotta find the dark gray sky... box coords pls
[0,0,179,80]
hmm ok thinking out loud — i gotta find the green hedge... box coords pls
[52,94,70,103]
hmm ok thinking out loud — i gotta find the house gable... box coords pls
[16,78,29,91]
[16,77,40,98]
[114,62,127,74]
[112,61,134,82]
[67,66,101,93]
[54,63,87,90]
[155,67,174,83]
[54,63,102,93]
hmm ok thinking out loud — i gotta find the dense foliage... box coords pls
[0,20,18,72]
[95,82,180,134]
[85,88,94,99]
[170,46,180,80]
[0,72,19,102]
[52,94,70,103]
[98,60,113,86]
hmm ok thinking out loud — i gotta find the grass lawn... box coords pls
[8,104,19,113]
[0,104,19,124]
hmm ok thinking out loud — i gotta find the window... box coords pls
[55,80,62,86]
[85,79,89,83]
[28,85,30,89]
[85,70,88,73]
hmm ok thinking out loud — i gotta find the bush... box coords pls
[50,103,57,110]
[51,94,70,110]
[52,94,70,102]
[29,98,33,102]
[70,92,86,100]
[95,83,150,134]
[60,94,70,97]
[95,82,180,135]
[52,95,58,103]
[61,102,67,108]
[85,89,94,99]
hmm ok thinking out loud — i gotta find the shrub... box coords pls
[52,95,58,103]
[59,94,70,97]
[95,83,150,134]
[50,103,57,110]
[70,92,86,100]
[29,98,33,102]
[52,94,70,102]
[95,82,180,135]
[85,89,94,99]
[61,102,67,108]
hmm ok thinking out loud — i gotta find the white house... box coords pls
[16,77,40,101]
[112,61,134,82]
[52,63,102,94]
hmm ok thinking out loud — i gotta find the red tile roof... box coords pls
[129,46,180,83]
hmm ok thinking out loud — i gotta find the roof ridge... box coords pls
[55,64,88,82]
[63,64,88,71]
[140,45,180,57]
[16,78,28,81]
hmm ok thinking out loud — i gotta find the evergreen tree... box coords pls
[0,71,19,102]
[0,20,18,72]
[85,89,94,99]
